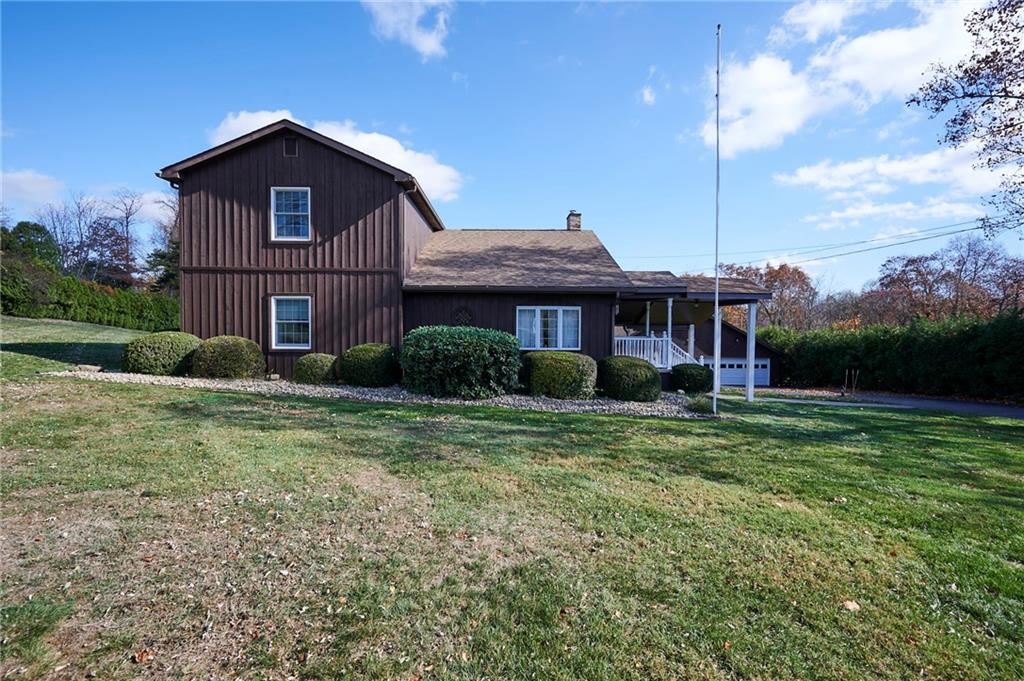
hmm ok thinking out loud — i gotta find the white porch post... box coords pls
[745,302,758,402]
[713,308,722,395]
[666,297,673,345]
[687,324,695,357]
[645,301,651,337]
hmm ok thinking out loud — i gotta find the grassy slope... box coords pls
[1,318,1022,679]
[0,316,144,379]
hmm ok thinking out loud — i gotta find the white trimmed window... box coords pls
[516,306,581,350]
[271,296,312,350]
[271,187,311,241]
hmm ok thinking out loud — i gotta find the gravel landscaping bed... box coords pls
[50,370,701,418]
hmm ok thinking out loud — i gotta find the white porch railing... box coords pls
[613,334,700,370]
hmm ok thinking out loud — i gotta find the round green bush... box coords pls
[336,343,400,387]
[401,325,521,399]
[293,353,337,385]
[671,363,714,394]
[597,356,661,402]
[191,335,266,379]
[121,331,201,376]
[523,351,597,399]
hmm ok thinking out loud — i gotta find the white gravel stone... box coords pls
[49,370,702,418]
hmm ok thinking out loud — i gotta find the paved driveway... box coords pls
[726,391,1024,420]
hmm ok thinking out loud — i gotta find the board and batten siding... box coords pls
[402,291,617,360]
[402,194,433,279]
[178,130,410,377]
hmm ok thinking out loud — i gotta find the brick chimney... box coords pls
[566,210,582,231]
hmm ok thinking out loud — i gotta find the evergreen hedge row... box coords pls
[758,313,1024,400]
[1,261,178,332]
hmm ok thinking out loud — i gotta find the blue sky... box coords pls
[2,1,1018,289]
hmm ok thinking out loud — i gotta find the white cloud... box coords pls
[806,198,983,230]
[775,144,1003,197]
[701,54,843,158]
[703,2,973,156]
[362,1,452,61]
[209,110,463,202]
[312,119,462,201]
[208,109,295,146]
[1,169,64,207]
[640,86,656,106]
[810,2,974,102]
[771,0,876,43]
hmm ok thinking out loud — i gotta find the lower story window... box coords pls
[516,306,581,350]
[271,296,311,350]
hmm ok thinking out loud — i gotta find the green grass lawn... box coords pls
[0,316,144,380]
[1,318,1022,679]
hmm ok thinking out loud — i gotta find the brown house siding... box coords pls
[177,130,409,377]
[402,195,433,279]
[403,291,617,360]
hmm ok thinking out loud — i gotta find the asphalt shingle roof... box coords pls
[404,229,632,290]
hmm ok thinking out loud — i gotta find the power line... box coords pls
[686,222,991,273]
[619,217,1010,261]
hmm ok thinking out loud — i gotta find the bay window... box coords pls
[515,306,581,350]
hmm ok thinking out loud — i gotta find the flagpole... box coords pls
[712,23,722,415]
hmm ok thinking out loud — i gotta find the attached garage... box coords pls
[717,358,771,387]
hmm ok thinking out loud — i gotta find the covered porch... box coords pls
[614,272,772,401]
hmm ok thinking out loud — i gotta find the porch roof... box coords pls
[622,271,771,302]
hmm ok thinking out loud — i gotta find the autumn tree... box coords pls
[855,235,1021,323]
[719,262,818,329]
[909,0,1024,234]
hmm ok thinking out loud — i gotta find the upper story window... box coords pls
[271,296,312,350]
[516,306,581,351]
[271,187,310,241]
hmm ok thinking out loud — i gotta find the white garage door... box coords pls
[716,358,770,386]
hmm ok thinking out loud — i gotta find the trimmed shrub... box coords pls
[523,351,597,399]
[191,336,266,379]
[597,356,661,402]
[294,353,337,385]
[687,395,713,415]
[401,325,520,399]
[336,343,400,387]
[121,331,201,376]
[671,363,714,394]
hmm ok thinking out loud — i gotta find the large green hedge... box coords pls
[1,259,178,332]
[401,326,521,399]
[759,313,1024,400]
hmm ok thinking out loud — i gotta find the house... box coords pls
[158,119,770,394]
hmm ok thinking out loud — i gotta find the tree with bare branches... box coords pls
[909,0,1024,234]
